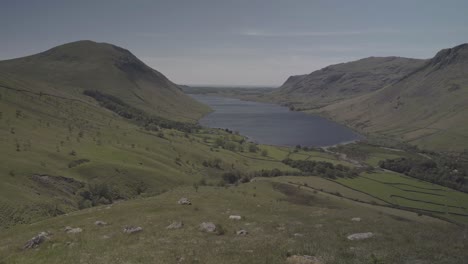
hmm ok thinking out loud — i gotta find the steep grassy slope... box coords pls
[0,82,304,228]
[268,57,425,109]
[321,43,468,151]
[0,41,295,228]
[0,40,210,122]
[1,181,466,264]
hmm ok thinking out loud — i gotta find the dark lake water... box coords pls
[190,94,363,147]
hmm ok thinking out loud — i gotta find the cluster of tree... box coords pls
[282,158,359,179]
[78,183,114,209]
[214,137,245,152]
[379,157,467,192]
[83,90,199,133]
[68,158,90,168]
[221,169,302,184]
[202,158,222,169]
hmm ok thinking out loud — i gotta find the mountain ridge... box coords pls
[0,40,210,122]
[270,56,426,109]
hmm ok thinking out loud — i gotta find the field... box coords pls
[0,86,298,228]
[337,172,468,224]
[1,181,466,264]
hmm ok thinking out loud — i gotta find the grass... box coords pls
[0,85,299,228]
[0,181,466,264]
[337,172,468,224]
[2,40,468,263]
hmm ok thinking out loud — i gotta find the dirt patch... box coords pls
[30,174,84,196]
[273,183,315,206]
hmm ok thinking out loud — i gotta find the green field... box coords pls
[1,181,466,264]
[337,172,468,224]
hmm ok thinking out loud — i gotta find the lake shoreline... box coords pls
[190,94,364,148]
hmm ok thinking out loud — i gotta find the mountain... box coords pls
[0,40,210,121]
[321,43,468,151]
[0,41,216,227]
[270,57,425,109]
[1,41,467,264]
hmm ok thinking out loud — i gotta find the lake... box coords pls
[190,94,363,147]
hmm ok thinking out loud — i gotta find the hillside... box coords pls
[1,41,468,263]
[269,56,425,109]
[321,43,468,151]
[1,180,467,264]
[0,40,210,122]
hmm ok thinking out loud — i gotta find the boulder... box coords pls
[123,226,143,234]
[229,215,242,220]
[347,232,374,241]
[166,221,184,229]
[178,197,191,205]
[351,217,361,222]
[286,255,322,264]
[23,232,49,250]
[65,226,83,234]
[95,220,107,226]
[293,233,305,237]
[199,222,217,233]
[236,229,248,236]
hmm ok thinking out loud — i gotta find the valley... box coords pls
[0,41,467,264]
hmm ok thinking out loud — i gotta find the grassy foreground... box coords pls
[1,180,466,264]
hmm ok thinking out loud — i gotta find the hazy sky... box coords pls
[2,0,468,86]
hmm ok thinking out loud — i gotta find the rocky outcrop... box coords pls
[95,220,108,226]
[347,232,374,241]
[65,226,83,234]
[23,232,50,250]
[229,215,242,220]
[123,226,143,234]
[177,197,191,205]
[286,255,322,264]
[166,221,184,229]
[236,230,248,236]
[199,222,217,233]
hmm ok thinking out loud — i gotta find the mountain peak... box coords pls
[38,40,135,63]
[430,43,468,68]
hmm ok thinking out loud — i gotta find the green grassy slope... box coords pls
[0,83,301,228]
[320,43,468,151]
[0,40,210,122]
[1,181,466,264]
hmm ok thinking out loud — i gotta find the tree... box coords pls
[248,143,258,153]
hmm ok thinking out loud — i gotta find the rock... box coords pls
[65,241,76,247]
[23,232,49,249]
[276,225,286,231]
[293,233,304,237]
[95,220,107,226]
[199,222,217,233]
[166,221,184,229]
[236,229,248,236]
[314,224,323,228]
[178,197,191,205]
[351,217,361,222]
[65,226,82,234]
[229,215,242,220]
[123,226,143,234]
[347,232,374,241]
[286,255,322,264]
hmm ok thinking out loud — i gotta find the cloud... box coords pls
[239,29,399,37]
[134,32,166,38]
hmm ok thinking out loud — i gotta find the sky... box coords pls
[1,0,468,86]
